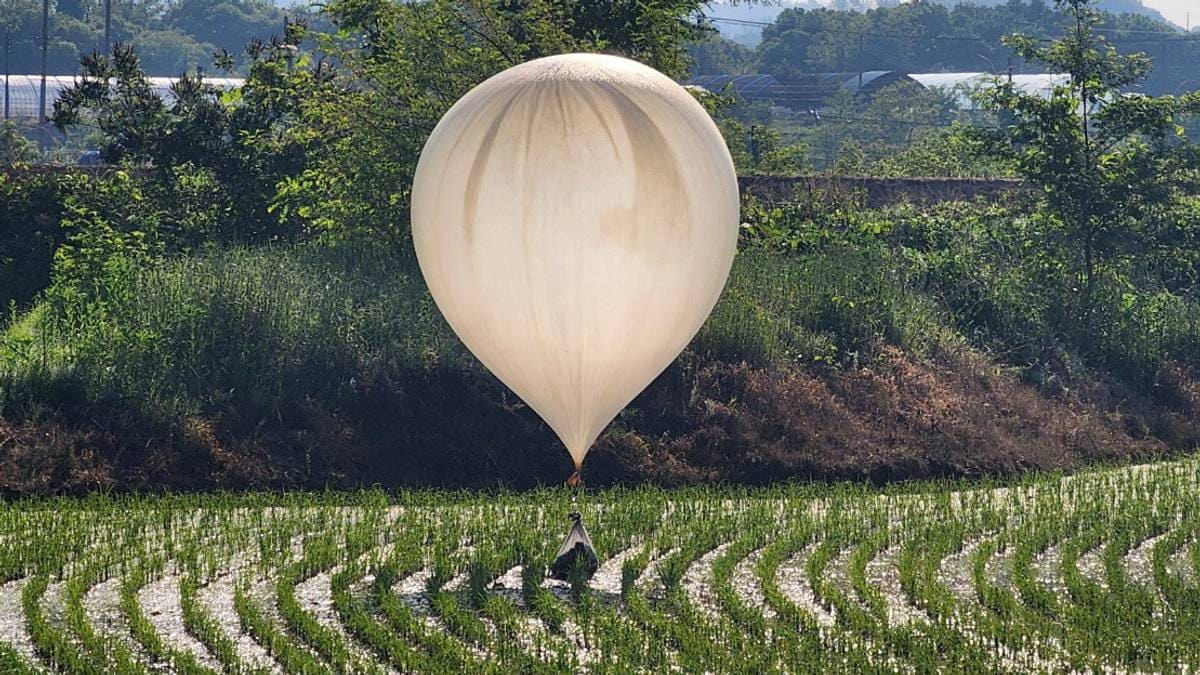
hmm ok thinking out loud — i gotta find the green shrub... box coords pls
[3,242,460,420]
[0,166,232,319]
[892,201,1200,384]
[735,195,1200,390]
[0,171,70,312]
[698,249,946,368]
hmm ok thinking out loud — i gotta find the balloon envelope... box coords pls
[412,53,739,469]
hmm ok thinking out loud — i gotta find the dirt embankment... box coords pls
[2,344,1196,496]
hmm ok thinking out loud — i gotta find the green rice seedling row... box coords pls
[1,458,1199,672]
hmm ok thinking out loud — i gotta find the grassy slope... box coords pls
[1,231,1196,495]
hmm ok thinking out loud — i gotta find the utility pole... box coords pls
[4,31,10,121]
[39,0,48,122]
[103,0,112,55]
[858,33,864,91]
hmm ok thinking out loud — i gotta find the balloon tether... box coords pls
[566,467,583,508]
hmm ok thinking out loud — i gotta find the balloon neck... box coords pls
[566,471,582,488]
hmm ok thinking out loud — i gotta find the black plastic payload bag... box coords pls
[550,512,599,581]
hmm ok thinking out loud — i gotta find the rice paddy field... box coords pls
[1,456,1199,674]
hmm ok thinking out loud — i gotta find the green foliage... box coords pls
[46,181,159,328]
[753,0,1200,96]
[698,90,811,175]
[733,187,1200,386]
[851,81,955,155]
[2,233,945,422]
[981,0,1200,319]
[0,122,37,165]
[873,123,1015,178]
[272,0,715,244]
[0,0,1196,501]
[3,243,460,422]
[698,247,944,369]
[831,138,868,175]
[0,169,68,311]
[899,199,1199,382]
[687,31,753,76]
[778,82,999,175]
[0,163,267,317]
[52,35,321,244]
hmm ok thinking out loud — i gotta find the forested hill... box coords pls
[708,0,1172,35]
[0,0,1195,82]
[0,0,291,76]
[696,0,1199,95]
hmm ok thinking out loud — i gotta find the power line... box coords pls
[707,15,1200,43]
[1091,25,1198,37]
[790,112,998,129]
[39,0,47,121]
[708,15,996,41]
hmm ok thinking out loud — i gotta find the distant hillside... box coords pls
[0,0,294,77]
[706,0,1172,46]
[940,0,1164,19]
[697,0,1196,95]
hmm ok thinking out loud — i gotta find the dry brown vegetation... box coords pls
[3,341,1195,497]
[589,344,1198,486]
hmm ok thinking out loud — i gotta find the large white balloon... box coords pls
[412,53,739,471]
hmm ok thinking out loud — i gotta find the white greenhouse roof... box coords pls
[1010,73,1071,97]
[910,72,1069,108]
[1,75,245,121]
[910,72,1069,96]
[909,72,990,89]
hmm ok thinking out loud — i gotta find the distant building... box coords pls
[909,72,1070,108]
[1,75,245,122]
[685,72,918,111]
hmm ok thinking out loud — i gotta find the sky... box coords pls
[1140,0,1192,28]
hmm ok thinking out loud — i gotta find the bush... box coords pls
[1,242,570,490]
[884,200,1200,387]
[697,249,946,368]
[2,194,1197,494]
[0,238,958,491]
[0,170,71,312]
[5,243,453,415]
[0,166,231,317]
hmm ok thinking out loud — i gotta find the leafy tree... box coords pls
[696,88,810,175]
[983,0,1200,316]
[687,32,753,76]
[793,80,961,171]
[801,87,859,168]
[0,121,37,164]
[872,123,1015,178]
[0,170,67,309]
[163,0,283,52]
[51,29,323,245]
[274,0,717,244]
[122,28,214,74]
[857,81,956,149]
[831,138,866,175]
